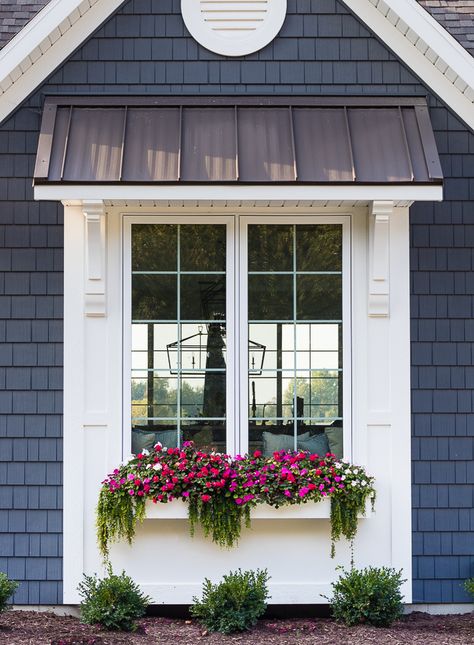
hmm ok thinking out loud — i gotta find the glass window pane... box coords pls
[131,374,177,420]
[296,224,342,272]
[248,275,293,320]
[248,323,293,371]
[292,370,340,419]
[182,421,226,453]
[132,224,177,271]
[248,225,293,272]
[132,323,177,373]
[131,426,178,454]
[181,372,226,418]
[297,275,342,320]
[180,275,225,320]
[180,225,226,271]
[249,371,294,420]
[132,275,177,320]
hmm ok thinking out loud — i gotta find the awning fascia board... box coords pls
[34,183,443,203]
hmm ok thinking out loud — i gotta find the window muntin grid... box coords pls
[127,217,347,459]
[131,223,227,453]
[247,224,343,455]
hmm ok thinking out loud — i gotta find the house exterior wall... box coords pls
[0,0,472,604]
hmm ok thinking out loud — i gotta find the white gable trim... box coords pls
[342,0,474,130]
[0,0,473,129]
[0,0,124,124]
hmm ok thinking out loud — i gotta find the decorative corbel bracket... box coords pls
[368,201,393,318]
[82,200,106,317]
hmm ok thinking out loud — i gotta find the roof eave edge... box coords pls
[33,184,444,203]
[0,0,473,130]
[341,0,474,131]
[0,0,124,125]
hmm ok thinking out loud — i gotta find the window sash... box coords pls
[123,214,351,459]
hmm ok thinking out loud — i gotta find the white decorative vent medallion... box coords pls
[181,0,287,57]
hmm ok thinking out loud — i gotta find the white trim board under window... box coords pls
[122,214,351,459]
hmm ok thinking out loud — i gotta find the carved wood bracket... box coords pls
[82,200,106,317]
[368,200,393,318]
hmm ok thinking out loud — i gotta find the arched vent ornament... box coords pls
[181,0,287,57]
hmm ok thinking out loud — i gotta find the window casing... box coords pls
[123,214,351,459]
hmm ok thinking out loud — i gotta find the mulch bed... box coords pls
[0,610,472,645]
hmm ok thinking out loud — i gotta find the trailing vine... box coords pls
[96,442,375,560]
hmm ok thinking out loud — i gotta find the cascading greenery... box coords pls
[188,495,252,549]
[96,442,375,560]
[330,489,376,559]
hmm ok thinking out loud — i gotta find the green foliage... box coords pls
[190,569,270,634]
[188,496,251,549]
[0,572,18,612]
[96,444,375,557]
[330,490,375,559]
[97,486,146,559]
[465,577,474,598]
[329,566,405,627]
[78,566,150,632]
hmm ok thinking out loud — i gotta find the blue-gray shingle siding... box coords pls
[0,0,472,604]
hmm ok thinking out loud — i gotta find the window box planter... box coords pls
[145,498,373,520]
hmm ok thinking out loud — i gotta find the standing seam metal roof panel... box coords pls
[35,97,443,185]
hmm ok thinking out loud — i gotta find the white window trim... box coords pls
[61,201,411,605]
[123,213,351,459]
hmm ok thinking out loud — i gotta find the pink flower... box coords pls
[235,498,243,505]
[201,494,211,503]
[284,490,291,497]
[182,491,190,498]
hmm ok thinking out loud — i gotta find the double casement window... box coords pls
[124,215,350,459]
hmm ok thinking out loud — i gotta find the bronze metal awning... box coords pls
[34,96,443,186]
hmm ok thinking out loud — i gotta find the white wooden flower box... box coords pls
[145,498,373,520]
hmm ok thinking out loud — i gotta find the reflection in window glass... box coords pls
[131,224,227,453]
[248,224,343,459]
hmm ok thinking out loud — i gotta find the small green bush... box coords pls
[190,568,270,634]
[465,578,474,598]
[78,567,150,632]
[0,572,18,612]
[329,566,405,627]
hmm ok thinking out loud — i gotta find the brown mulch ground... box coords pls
[0,610,472,645]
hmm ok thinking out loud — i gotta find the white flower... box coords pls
[361,480,367,486]
[125,454,135,464]
[341,475,346,481]
[334,462,342,469]
[153,463,162,471]
[351,481,358,486]
[142,448,149,456]
[145,464,152,469]
[353,468,359,475]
